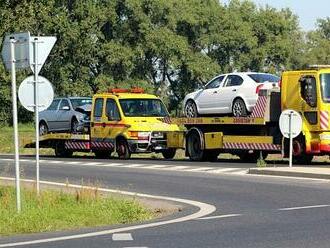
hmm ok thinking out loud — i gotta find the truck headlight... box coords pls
[128,131,150,140]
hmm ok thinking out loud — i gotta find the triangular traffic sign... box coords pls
[29,36,57,74]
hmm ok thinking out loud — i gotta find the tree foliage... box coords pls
[0,0,327,123]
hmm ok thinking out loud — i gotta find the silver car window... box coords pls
[59,99,70,110]
[47,99,60,110]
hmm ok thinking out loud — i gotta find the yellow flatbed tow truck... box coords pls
[26,66,330,164]
[164,66,330,163]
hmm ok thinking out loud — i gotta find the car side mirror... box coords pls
[61,106,70,111]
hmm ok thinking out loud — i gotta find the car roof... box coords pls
[214,72,277,77]
[53,97,92,100]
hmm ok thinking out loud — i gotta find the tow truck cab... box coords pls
[90,88,180,159]
[281,66,330,156]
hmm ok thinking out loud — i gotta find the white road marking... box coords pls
[185,167,213,172]
[209,168,242,173]
[197,214,242,220]
[164,165,191,170]
[0,158,248,175]
[123,247,148,248]
[66,161,81,165]
[84,162,103,166]
[123,164,147,168]
[47,160,63,164]
[142,165,168,169]
[0,177,216,247]
[278,204,330,211]
[112,233,133,241]
[98,163,123,167]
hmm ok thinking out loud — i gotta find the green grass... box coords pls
[0,185,152,236]
[0,123,54,155]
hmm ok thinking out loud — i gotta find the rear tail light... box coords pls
[278,79,282,88]
[256,84,264,94]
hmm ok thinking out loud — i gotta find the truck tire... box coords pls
[162,148,176,159]
[186,129,204,161]
[283,135,313,165]
[116,138,131,159]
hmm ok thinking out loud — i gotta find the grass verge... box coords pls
[0,123,53,155]
[0,184,152,236]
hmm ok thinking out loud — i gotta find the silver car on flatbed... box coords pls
[39,97,92,135]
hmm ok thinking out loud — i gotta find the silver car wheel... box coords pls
[185,101,198,118]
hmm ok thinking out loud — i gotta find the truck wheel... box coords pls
[186,130,204,161]
[54,142,73,158]
[116,138,131,159]
[162,148,176,159]
[94,151,111,159]
[185,100,198,118]
[284,135,313,165]
[232,98,247,117]
[39,121,48,136]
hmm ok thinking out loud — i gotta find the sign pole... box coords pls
[10,38,21,212]
[33,37,40,195]
[289,111,293,168]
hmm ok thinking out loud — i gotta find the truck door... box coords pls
[104,98,125,140]
[91,97,106,141]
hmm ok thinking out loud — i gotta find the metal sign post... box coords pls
[9,38,21,213]
[33,37,40,195]
[2,32,56,203]
[288,111,293,168]
[279,109,303,168]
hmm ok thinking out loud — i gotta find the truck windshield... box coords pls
[119,99,169,117]
[320,73,330,103]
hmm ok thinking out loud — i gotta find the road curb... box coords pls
[249,168,330,180]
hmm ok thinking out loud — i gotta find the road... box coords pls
[1,155,330,247]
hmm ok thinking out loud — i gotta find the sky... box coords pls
[222,0,329,31]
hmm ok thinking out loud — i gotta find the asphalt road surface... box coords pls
[1,155,330,248]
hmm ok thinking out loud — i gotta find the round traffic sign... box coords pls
[279,109,302,139]
[18,76,54,112]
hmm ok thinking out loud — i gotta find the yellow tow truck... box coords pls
[27,88,180,159]
[165,65,330,164]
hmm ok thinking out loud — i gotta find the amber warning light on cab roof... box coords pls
[108,88,144,94]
